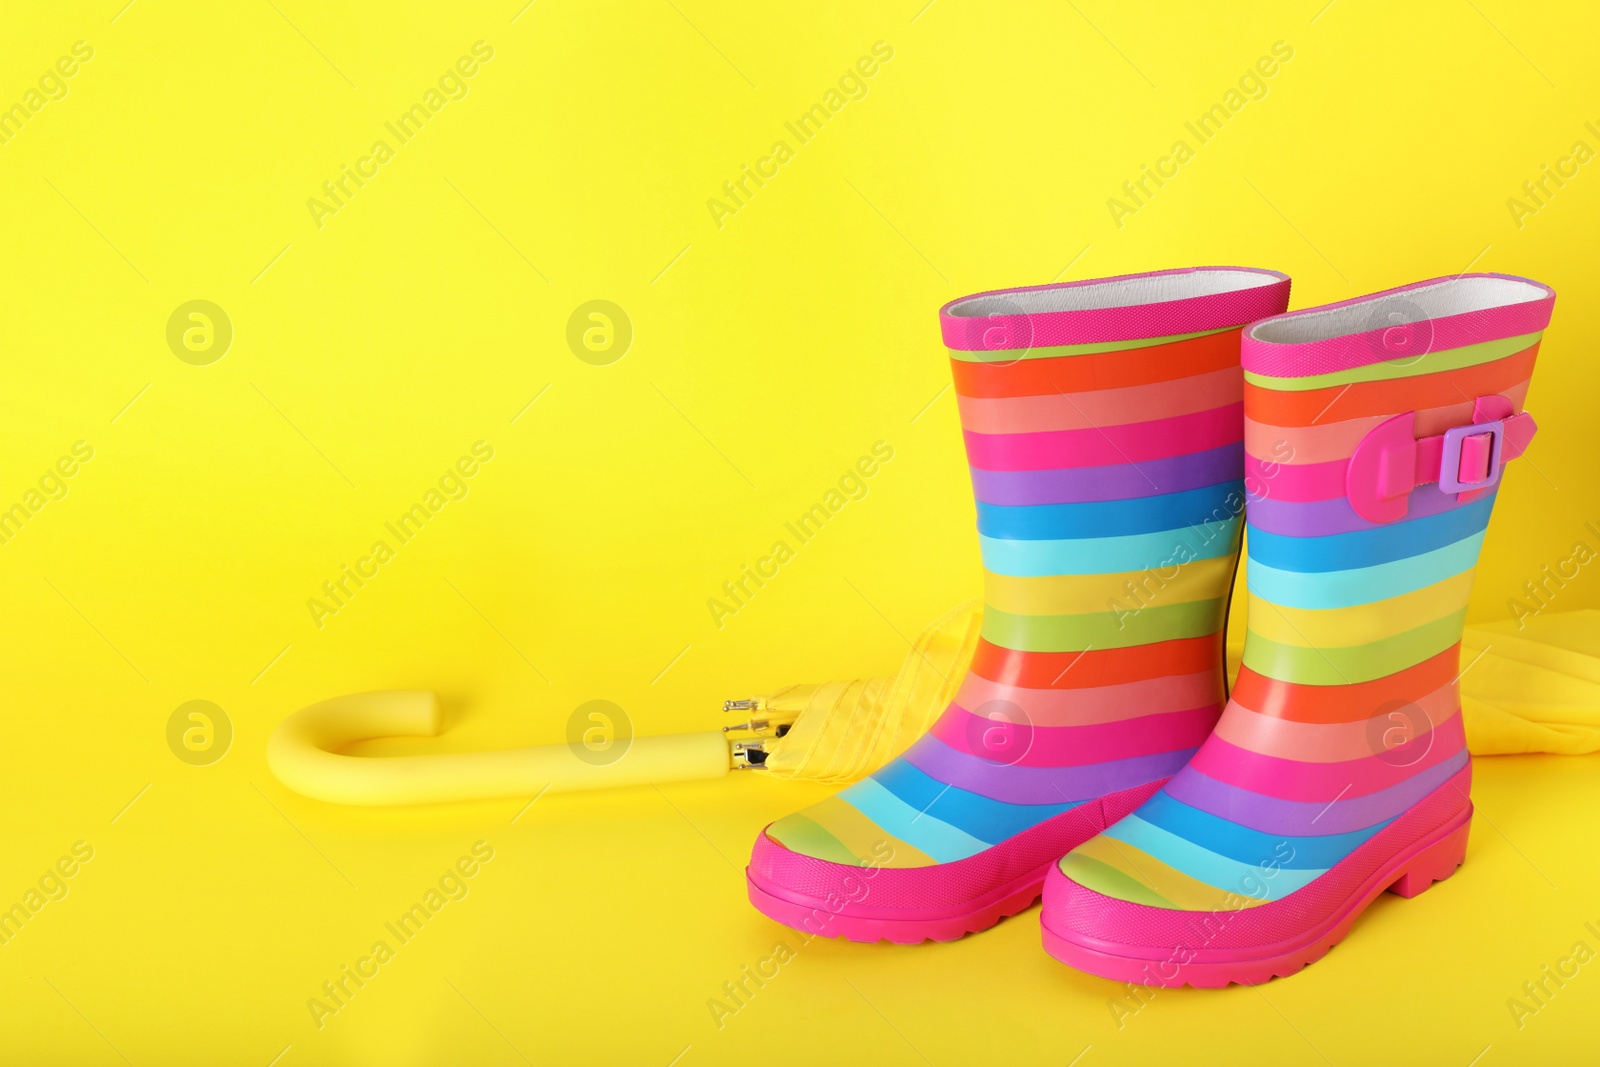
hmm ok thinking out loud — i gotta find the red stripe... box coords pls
[952,329,1243,398]
[969,634,1225,689]
[1245,344,1538,426]
[1230,646,1461,724]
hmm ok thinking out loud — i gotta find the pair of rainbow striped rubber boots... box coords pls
[745,268,1554,987]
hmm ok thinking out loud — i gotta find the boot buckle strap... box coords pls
[1346,394,1537,523]
[1437,420,1504,494]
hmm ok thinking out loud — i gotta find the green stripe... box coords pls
[982,598,1224,653]
[1058,853,1176,908]
[948,325,1231,364]
[767,814,872,866]
[1241,609,1466,685]
[1243,332,1540,392]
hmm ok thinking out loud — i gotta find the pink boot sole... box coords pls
[747,859,1056,944]
[746,780,1163,944]
[1041,786,1472,987]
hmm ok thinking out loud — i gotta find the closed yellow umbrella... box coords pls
[267,604,1600,806]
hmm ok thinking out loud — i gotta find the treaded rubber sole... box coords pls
[1040,804,1472,987]
[745,779,1165,944]
[747,861,1051,945]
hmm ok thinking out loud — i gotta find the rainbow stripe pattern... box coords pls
[1057,274,1555,913]
[762,269,1292,875]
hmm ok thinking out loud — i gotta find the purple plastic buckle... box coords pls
[1438,419,1504,494]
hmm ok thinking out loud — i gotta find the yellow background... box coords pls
[3,0,1599,1063]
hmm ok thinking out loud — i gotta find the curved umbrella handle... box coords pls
[267,690,730,806]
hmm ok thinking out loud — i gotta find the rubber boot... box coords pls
[1041,272,1554,984]
[745,267,1292,942]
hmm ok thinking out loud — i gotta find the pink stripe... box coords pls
[1211,683,1460,763]
[933,705,1219,767]
[1245,383,1533,501]
[1241,273,1554,378]
[1185,714,1466,800]
[1244,381,1529,465]
[958,367,1242,435]
[965,403,1242,472]
[1243,452,1346,502]
[1038,765,1473,957]
[954,670,1224,728]
[941,267,1290,350]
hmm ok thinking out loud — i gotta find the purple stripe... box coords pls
[1245,482,1477,537]
[1162,749,1469,836]
[970,442,1243,506]
[902,733,1195,805]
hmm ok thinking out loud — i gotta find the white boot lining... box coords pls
[1248,277,1550,345]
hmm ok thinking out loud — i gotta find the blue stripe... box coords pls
[837,778,989,862]
[1105,815,1330,900]
[873,759,1076,843]
[1245,495,1494,573]
[1132,791,1390,869]
[981,518,1241,576]
[977,482,1243,540]
[1247,531,1486,609]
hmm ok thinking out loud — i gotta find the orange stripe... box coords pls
[1230,645,1460,724]
[970,633,1224,690]
[1244,344,1538,426]
[951,329,1242,399]
[1244,379,1530,465]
